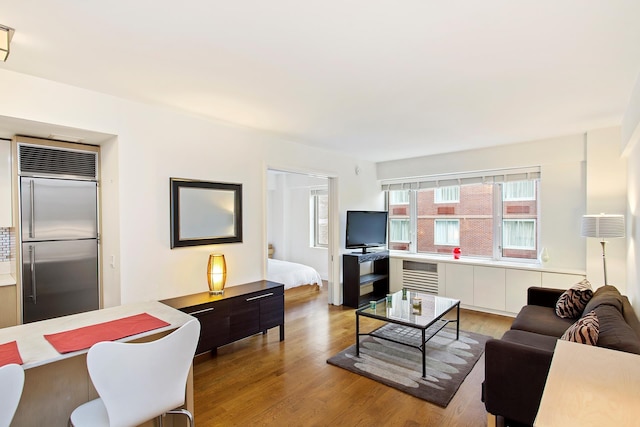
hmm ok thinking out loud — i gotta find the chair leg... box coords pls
[166,409,194,427]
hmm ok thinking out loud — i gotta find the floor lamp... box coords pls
[581,214,625,285]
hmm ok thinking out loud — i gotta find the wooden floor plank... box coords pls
[193,286,514,426]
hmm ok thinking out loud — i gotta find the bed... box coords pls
[267,258,323,290]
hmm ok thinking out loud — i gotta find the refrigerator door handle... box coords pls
[29,179,35,238]
[29,245,37,304]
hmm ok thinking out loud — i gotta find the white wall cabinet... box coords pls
[0,285,17,327]
[445,263,474,305]
[389,257,403,292]
[0,140,11,226]
[392,256,585,316]
[474,266,506,311]
[505,269,542,313]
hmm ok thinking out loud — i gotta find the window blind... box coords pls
[380,166,541,191]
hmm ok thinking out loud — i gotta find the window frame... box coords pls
[310,189,328,248]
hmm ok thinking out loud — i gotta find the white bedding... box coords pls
[267,258,323,290]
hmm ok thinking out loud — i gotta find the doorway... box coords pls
[266,168,337,304]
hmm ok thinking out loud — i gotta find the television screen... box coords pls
[345,210,388,253]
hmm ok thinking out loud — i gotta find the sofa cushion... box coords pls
[511,305,576,337]
[583,285,623,313]
[555,279,593,319]
[593,304,640,355]
[561,310,599,345]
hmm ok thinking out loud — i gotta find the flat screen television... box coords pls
[345,210,388,253]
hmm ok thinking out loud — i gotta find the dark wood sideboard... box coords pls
[161,280,284,355]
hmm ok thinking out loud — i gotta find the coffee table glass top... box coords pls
[357,290,459,328]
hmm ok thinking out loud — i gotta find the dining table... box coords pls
[0,300,195,427]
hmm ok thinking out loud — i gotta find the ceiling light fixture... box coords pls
[0,24,15,62]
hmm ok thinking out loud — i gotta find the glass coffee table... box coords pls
[355,289,460,378]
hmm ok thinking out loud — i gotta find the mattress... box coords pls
[267,258,323,290]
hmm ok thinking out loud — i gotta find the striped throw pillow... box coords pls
[555,279,594,319]
[561,310,599,345]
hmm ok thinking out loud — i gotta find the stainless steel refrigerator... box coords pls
[21,176,99,323]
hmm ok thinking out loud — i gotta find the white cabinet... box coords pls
[505,269,542,313]
[390,256,585,315]
[0,141,11,226]
[0,285,17,327]
[389,257,403,292]
[474,266,506,311]
[445,263,474,305]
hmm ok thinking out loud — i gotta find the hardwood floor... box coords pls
[193,286,514,426]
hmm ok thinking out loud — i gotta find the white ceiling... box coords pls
[2,1,640,162]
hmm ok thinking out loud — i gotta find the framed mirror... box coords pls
[170,178,243,248]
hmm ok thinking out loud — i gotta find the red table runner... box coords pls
[44,312,171,354]
[0,341,23,367]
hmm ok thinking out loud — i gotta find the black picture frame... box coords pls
[170,178,243,248]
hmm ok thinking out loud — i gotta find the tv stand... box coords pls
[352,246,384,254]
[342,251,389,308]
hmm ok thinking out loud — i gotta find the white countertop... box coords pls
[0,300,194,369]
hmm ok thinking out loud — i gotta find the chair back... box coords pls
[86,319,200,427]
[0,363,25,427]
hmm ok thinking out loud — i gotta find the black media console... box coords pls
[342,251,389,308]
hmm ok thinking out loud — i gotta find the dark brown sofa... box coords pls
[482,285,640,426]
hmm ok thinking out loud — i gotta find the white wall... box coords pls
[0,69,380,307]
[626,145,640,313]
[622,72,640,314]
[585,127,627,290]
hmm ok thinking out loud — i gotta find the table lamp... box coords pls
[207,253,227,294]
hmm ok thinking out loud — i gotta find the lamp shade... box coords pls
[207,253,226,295]
[581,214,625,239]
[0,24,15,62]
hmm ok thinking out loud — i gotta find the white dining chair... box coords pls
[0,363,25,427]
[69,319,200,427]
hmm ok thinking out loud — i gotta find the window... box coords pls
[390,189,410,204]
[388,190,412,251]
[434,186,460,203]
[310,190,328,247]
[383,167,540,261]
[503,181,535,201]
[390,219,410,243]
[503,219,536,250]
[434,219,460,245]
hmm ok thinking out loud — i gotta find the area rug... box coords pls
[326,324,490,407]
